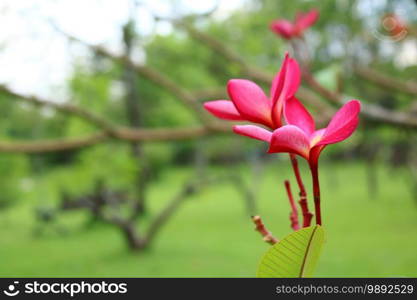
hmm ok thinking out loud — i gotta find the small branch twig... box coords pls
[0,85,118,136]
[192,87,227,100]
[251,215,278,245]
[284,180,299,231]
[302,70,417,128]
[354,66,417,97]
[289,154,313,227]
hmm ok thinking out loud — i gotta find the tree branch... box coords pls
[289,154,313,227]
[0,81,232,153]
[354,66,417,97]
[0,85,118,135]
[284,180,300,231]
[0,134,107,153]
[53,26,214,125]
[0,125,231,153]
[302,70,417,128]
[251,215,278,245]
[172,20,417,129]
[144,176,222,244]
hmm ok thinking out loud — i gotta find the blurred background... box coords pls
[0,0,416,277]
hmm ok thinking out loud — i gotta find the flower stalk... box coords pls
[289,154,313,227]
[309,162,322,226]
[284,180,300,231]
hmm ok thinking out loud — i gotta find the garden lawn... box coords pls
[0,161,416,277]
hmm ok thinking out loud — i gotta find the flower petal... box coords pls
[317,100,361,146]
[270,53,289,103]
[233,125,272,142]
[309,128,326,147]
[295,9,319,33]
[282,57,301,99]
[271,56,301,127]
[270,20,294,39]
[284,97,315,136]
[268,125,310,159]
[227,79,273,128]
[203,100,244,121]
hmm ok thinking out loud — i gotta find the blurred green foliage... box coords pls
[0,163,415,277]
[0,0,414,215]
[0,0,416,276]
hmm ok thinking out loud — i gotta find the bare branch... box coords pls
[0,125,231,153]
[251,215,278,245]
[354,66,417,97]
[284,180,299,231]
[302,70,417,128]
[53,26,214,125]
[116,125,229,141]
[192,87,227,100]
[0,85,118,135]
[0,133,107,153]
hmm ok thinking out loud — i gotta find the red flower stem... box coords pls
[284,180,300,231]
[251,216,279,245]
[289,154,313,227]
[309,162,322,226]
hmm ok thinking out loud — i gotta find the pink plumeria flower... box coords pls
[270,9,319,40]
[234,95,360,226]
[233,97,361,167]
[203,53,300,129]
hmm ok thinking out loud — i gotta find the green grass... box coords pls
[0,161,416,277]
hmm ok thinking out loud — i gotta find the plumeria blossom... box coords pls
[233,98,361,167]
[234,98,360,226]
[204,54,314,228]
[203,53,300,129]
[270,9,319,40]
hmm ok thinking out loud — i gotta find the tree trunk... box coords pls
[122,19,150,217]
[121,222,147,250]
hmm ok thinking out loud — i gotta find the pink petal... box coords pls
[268,125,310,159]
[317,100,361,146]
[309,145,326,167]
[309,128,326,147]
[284,97,315,136]
[270,53,289,104]
[283,57,301,99]
[270,20,294,39]
[271,55,301,127]
[233,125,272,142]
[203,100,244,121]
[295,9,319,34]
[227,79,273,128]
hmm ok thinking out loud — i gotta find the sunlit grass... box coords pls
[0,161,416,277]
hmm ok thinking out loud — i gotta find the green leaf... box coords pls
[256,225,325,278]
